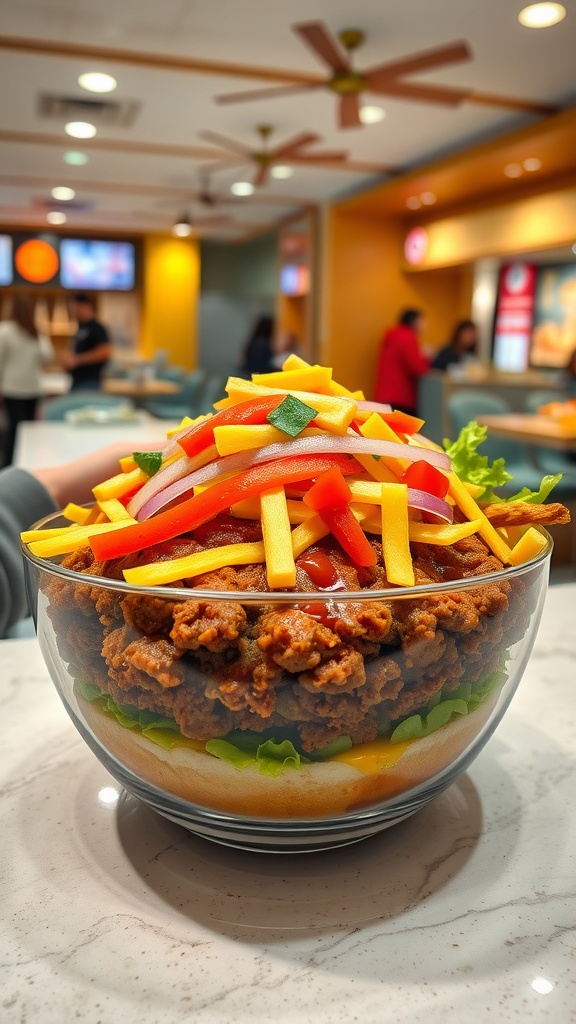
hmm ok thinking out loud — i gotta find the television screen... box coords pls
[0,235,13,285]
[60,239,135,291]
[531,263,576,368]
[280,264,309,296]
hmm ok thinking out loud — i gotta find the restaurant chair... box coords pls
[448,390,545,493]
[524,390,576,483]
[156,365,186,384]
[144,369,206,420]
[42,393,136,421]
[196,375,228,416]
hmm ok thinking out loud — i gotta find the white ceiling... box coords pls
[0,0,574,238]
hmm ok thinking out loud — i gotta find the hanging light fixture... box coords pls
[172,213,193,237]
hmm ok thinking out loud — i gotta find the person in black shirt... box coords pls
[431,319,477,371]
[63,293,112,390]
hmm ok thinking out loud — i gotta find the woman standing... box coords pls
[374,308,429,416]
[0,295,54,465]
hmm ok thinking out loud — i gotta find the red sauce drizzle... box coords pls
[297,550,340,589]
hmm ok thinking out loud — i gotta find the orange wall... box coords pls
[322,210,471,399]
[141,234,199,369]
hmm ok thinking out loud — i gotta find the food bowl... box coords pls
[23,512,551,853]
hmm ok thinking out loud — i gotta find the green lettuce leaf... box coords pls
[205,735,308,776]
[500,473,563,505]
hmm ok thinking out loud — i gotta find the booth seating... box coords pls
[42,393,136,422]
[447,390,545,494]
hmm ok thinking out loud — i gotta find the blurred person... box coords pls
[239,315,275,376]
[431,319,478,371]
[0,294,54,465]
[374,308,429,416]
[62,292,111,390]
[0,439,164,636]
[271,329,300,369]
[561,348,576,395]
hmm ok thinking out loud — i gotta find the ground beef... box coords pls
[45,517,538,754]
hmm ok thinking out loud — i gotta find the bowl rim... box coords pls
[22,508,552,604]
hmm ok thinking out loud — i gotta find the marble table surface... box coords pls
[1,584,575,1024]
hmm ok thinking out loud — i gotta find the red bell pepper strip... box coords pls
[380,410,425,435]
[303,467,377,567]
[177,396,285,458]
[401,460,449,499]
[90,453,359,562]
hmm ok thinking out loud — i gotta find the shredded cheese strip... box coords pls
[62,502,91,525]
[213,425,324,457]
[260,487,296,588]
[291,515,331,558]
[231,497,315,524]
[281,353,364,399]
[359,413,408,478]
[93,467,148,501]
[380,483,414,587]
[213,377,356,433]
[360,514,483,545]
[252,365,333,392]
[123,541,265,587]
[29,518,137,557]
[509,526,548,566]
[97,498,134,522]
[448,473,512,564]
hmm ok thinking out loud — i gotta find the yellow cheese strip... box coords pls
[165,415,196,438]
[252,365,333,392]
[509,526,548,566]
[281,353,364,399]
[331,736,414,774]
[231,497,315,524]
[21,526,75,542]
[215,377,356,433]
[62,502,91,525]
[448,473,512,564]
[97,498,134,522]
[359,412,410,478]
[463,481,485,499]
[119,455,137,473]
[291,515,330,558]
[93,467,148,501]
[348,478,387,505]
[28,518,137,557]
[123,541,265,587]
[359,512,481,545]
[380,483,414,587]
[213,424,324,457]
[260,487,296,588]
[353,452,399,484]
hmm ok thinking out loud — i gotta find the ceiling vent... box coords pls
[33,196,95,213]
[37,93,140,128]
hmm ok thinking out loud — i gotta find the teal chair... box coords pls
[196,375,228,416]
[157,365,186,384]
[42,393,136,421]
[144,369,206,420]
[524,390,576,483]
[447,390,545,494]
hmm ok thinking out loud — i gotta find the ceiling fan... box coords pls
[198,124,348,186]
[215,21,474,128]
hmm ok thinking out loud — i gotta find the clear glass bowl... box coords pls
[23,511,551,853]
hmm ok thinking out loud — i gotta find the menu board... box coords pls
[531,263,576,368]
[0,232,137,291]
[0,235,12,285]
[492,263,537,372]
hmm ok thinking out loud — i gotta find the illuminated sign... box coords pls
[14,238,59,284]
[404,227,428,266]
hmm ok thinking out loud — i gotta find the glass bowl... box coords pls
[23,512,551,853]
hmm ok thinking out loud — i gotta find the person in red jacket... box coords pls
[374,308,430,416]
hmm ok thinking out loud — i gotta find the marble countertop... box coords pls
[1,584,575,1024]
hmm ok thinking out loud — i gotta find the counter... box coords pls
[1,584,575,1024]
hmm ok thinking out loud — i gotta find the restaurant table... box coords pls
[103,378,181,406]
[1,583,574,1024]
[13,418,179,470]
[478,413,576,452]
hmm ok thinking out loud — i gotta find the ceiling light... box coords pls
[504,163,522,178]
[46,211,67,225]
[359,105,386,125]
[406,196,422,210]
[63,150,88,166]
[518,3,566,27]
[65,121,97,139]
[230,181,254,196]
[420,191,437,205]
[51,186,75,201]
[523,157,542,171]
[172,214,192,237]
[78,72,117,93]
[271,165,294,179]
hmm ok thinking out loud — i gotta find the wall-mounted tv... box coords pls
[280,264,309,296]
[60,239,135,291]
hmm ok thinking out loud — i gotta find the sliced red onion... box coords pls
[406,488,453,524]
[127,444,218,517]
[355,400,392,413]
[137,434,451,521]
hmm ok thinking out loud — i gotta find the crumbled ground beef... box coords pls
[43,514,537,752]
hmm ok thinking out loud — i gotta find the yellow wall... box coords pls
[322,210,470,399]
[141,234,199,369]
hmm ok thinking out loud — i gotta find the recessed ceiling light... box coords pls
[504,163,522,178]
[359,105,386,125]
[420,191,437,205]
[51,186,75,201]
[46,211,67,225]
[271,165,294,179]
[523,157,542,171]
[78,72,117,93]
[65,121,97,139]
[406,196,422,210]
[518,3,566,27]
[63,150,88,166]
[231,181,254,196]
[172,215,193,237]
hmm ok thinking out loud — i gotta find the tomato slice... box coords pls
[401,460,449,499]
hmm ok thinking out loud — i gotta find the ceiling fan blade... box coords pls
[339,94,362,129]
[365,40,472,84]
[290,150,349,163]
[198,130,253,156]
[215,83,320,104]
[253,163,269,188]
[368,79,470,106]
[293,21,349,73]
[270,132,321,158]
